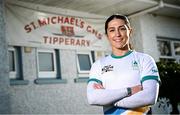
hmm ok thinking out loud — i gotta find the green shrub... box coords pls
[156,61,180,78]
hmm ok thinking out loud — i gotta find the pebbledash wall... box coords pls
[0,0,10,113]
[0,0,180,114]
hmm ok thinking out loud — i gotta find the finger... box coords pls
[93,84,104,89]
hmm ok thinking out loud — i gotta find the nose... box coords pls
[115,30,121,37]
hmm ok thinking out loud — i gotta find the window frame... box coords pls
[8,46,29,85]
[157,37,180,63]
[37,49,57,78]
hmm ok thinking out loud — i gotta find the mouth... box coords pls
[113,38,122,42]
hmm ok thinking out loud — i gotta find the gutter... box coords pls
[128,0,164,18]
[128,0,180,18]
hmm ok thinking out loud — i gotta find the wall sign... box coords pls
[6,3,110,51]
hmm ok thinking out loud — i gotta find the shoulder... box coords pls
[91,56,107,66]
[133,51,154,61]
[94,55,111,64]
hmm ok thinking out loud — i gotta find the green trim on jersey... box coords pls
[111,50,133,59]
[141,75,161,84]
[87,78,102,84]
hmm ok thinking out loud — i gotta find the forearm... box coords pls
[114,80,159,108]
[87,82,128,106]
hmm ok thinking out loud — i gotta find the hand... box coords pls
[93,83,104,89]
[131,85,142,95]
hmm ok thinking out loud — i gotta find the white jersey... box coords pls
[88,50,160,114]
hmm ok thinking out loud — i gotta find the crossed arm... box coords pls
[87,80,159,108]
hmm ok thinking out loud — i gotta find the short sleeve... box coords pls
[140,54,161,84]
[88,60,102,84]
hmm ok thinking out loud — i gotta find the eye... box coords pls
[120,27,126,31]
[108,29,115,32]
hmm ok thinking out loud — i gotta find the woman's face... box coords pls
[107,18,131,50]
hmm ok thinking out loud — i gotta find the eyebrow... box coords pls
[107,25,126,30]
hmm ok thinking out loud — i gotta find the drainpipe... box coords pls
[128,0,164,18]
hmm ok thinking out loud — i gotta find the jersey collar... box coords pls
[111,50,133,59]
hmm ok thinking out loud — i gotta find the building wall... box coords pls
[140,14,180,61]
[130,16,144,52]
[9,48,102,114]
[0,0,10,113]
[130,14,180,61]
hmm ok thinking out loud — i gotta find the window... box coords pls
[158,40,171,56]
[157,37,180,63]
[37,49,57,78]
[174,42,180,56]
[8,46,29,85]
[75,51,110,82]
[35,49,67,84]
[75,51,93,82]
[8,47,17,79]
[77,52,93,74]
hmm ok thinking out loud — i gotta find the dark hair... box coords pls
[105,14,131,34]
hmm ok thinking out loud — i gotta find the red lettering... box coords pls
[59,37,64,44]
[46,17,49,25]
[43,36,48,43]
[38,19,47,27]
[49,37,52,43]
[57,16,64,24]
[70,39,75,45]
[86,25,91,32]
[92,29,96,34]
[42,36,91,47]
[97,33,102,39]
[81,40,85,46]
[76,39,81,46]
[75,19,79,27]
[30,22,38,30]
[51,16,57,24]
[64,17,69,24]
[70,17,75,25]
[86,40,90,46]
[80,21,84,28]
[65,38,70,45]
[53,37,58,44]
[24,24,32,33]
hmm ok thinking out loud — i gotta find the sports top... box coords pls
[87,50,160,114]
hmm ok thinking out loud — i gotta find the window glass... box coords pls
[9,50,15,72]
[174,42,180,56]
[38,52,54,71]
[157,40,171,56]
[78,54,91,71]
[37,49,57,78]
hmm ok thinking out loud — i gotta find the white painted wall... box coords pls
[139,14,180,61]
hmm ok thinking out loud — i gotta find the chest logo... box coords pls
[102,65,114,74]
[132,60,139,70]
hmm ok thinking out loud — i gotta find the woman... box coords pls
[87,14,160,115]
